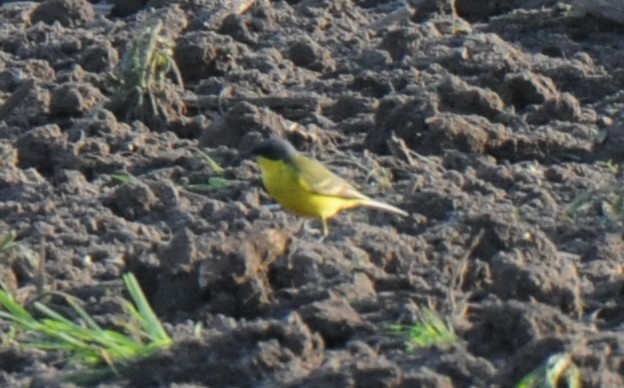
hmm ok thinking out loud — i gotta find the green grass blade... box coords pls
[62,294,103,331]
[33,301,80,328]
[194,148,224,175]
[0,289,28,317]
[122,273,171,343]
[108,173,133,184]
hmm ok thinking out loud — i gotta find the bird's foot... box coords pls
[297,220,325,242]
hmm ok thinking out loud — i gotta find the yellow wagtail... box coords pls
[250,137,408,235]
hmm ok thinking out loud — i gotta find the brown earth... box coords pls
[0,0,623,386]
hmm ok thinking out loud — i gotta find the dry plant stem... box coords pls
[35,237,46,296]
[449,229,485,315]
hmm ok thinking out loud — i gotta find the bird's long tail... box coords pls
[359,199,409,217]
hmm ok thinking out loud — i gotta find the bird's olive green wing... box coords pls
[292,155,369,200]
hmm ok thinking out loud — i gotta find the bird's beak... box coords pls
[240,146,255,159]
[238,133,264,159]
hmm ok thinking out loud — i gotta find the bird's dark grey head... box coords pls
[250,137,299,161]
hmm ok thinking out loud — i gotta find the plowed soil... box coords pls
[1,0,624,386]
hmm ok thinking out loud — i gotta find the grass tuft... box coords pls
[0,273,172,384]
[389,307,459,350]
[107,20,185,129]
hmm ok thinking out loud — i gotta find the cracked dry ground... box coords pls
[1,0,624,386]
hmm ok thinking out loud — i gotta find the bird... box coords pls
[249,136,408,236]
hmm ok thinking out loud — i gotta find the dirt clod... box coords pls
[299,298,364,346]
[30,0,95,28]
[49,82,104,116]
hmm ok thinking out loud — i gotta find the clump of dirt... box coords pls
[0,0,623,386]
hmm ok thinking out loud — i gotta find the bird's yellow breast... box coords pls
[256,156,357,220]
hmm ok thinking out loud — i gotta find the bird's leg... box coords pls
[317,218,328,243]
[321,217,329,237]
